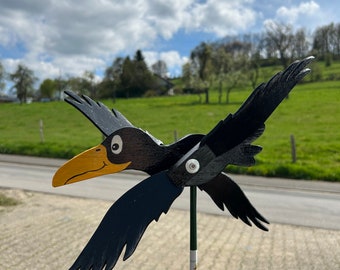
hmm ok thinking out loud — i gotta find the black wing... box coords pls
[199,173,269,231]
[201,56,314,156]
[69,172,183,270]
[198,127,268,230]
[64,90,133,137]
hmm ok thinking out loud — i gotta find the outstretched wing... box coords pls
[201,56,314,156]
[198,126,269,231]
[64,90,133,137]
[199,173,269,231]
[196,57,314,230]
[69,172,183,270]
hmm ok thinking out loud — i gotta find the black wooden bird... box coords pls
[54,92,266,225]
[53,56,313,270]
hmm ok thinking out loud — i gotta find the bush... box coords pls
[309,62,323,82]
[325,53,333,67]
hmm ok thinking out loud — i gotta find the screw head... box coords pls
[185,159,200,174]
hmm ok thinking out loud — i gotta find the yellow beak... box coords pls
[52,144,131,187]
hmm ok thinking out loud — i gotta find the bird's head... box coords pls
[52,127,165,187]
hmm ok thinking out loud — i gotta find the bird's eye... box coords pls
[111,135,123,154]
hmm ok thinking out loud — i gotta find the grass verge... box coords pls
[0,79,339,182]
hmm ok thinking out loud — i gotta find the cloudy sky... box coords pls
[0,0,338,84]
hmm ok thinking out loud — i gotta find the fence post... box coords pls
[174,130,178,142]
[290,134,296,163]
[39,119,45,143]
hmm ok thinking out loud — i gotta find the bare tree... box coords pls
[151,60,168,77]
[265,21,294,68]
[334,23,340,57]
[313,24,332,58]
[293,28,310,58]
[311,23,340,60]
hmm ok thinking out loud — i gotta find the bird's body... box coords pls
[53,56,314,270]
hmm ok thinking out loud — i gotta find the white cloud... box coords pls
[0,0,260,83]
[2,58,21,74]
[145,0,195,39]
[276,1,320,24]
[144,50,188,77]
[188,0,257,37]
[262,1,330,35]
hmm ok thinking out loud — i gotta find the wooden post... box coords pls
[204,88,209,104]
[39,119,45,143]
[290,134,296,163]
[174,130,178,142]
[190,186,198,270]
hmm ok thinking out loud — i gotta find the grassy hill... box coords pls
[1,61,340,182]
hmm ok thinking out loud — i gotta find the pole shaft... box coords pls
[190,186,197,270]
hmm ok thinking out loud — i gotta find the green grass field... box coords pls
[1,63,340,182]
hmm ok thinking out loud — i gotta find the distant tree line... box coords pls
[100,50,163,99]
[0,50,170,103]
[1,21,340,103]
[183,21,340,103]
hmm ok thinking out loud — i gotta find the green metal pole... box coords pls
[190,186,197,270]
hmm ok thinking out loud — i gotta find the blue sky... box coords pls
[0,0,339,85]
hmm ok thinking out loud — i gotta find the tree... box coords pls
[120,56,134,98]
[223,55,248,104]
[151,60,168,77]
[248,52,261,89]
[245,33,264,89]
[313,24,331,58]
[134,49,146,63]
[293,28,309,58]
[190,42,213,82]
[65,72,97,98]
[119,50,155,98]
[10,64,37,103]
[211,47,230,103]
[39,79,56,99]
[181,62,193,89]
[103,57,124,99]
[82,70,97,98]
[0,61,5,93]
[334,23,340,57]
[67,76,85,94]
[312,23,340,60]
[54,75,68,100]
[189,42,213,103]
[105,57,124,81]
[265,22,294,68]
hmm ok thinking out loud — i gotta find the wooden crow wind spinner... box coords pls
[53,56,314,270]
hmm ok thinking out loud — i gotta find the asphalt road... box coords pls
[1,154,340,230]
